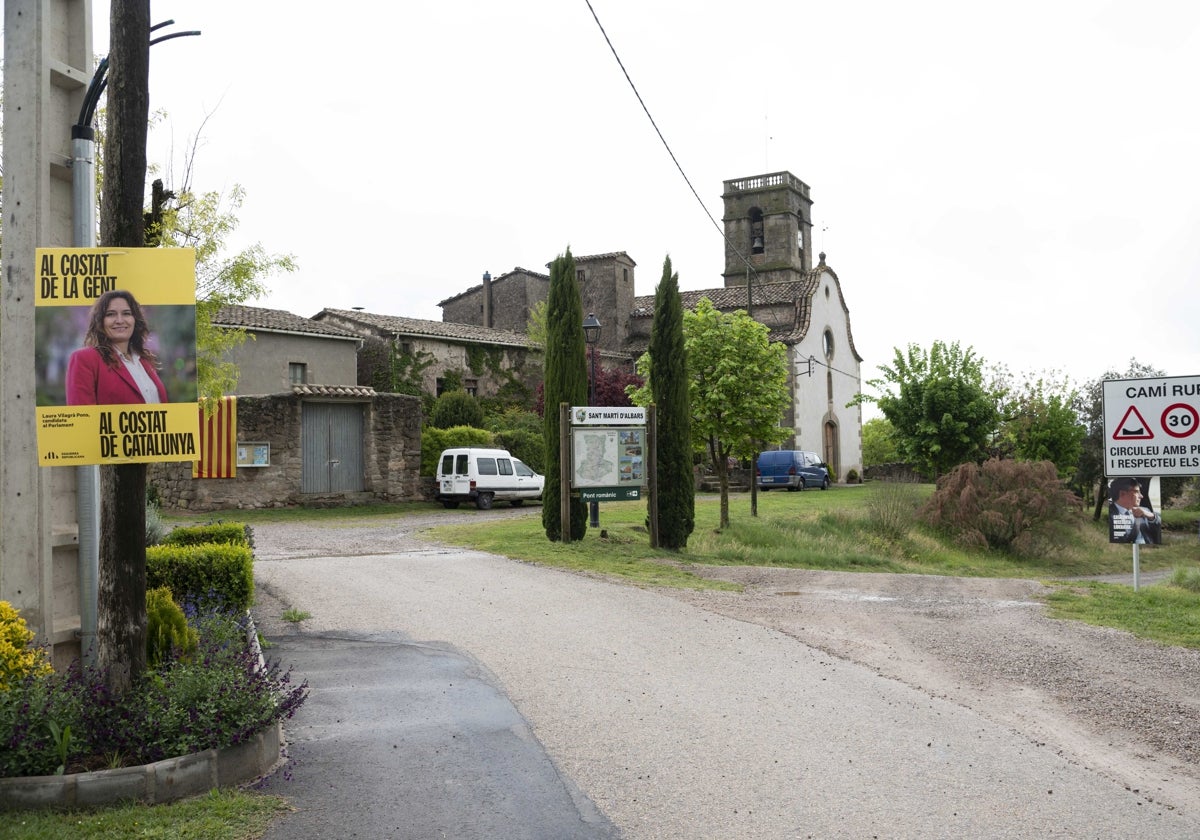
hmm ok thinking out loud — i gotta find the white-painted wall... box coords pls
[788,269,863,481]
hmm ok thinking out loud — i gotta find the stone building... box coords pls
[314,308,543,399]
[437,252,639,357]
[151,305,423,511]
[435,172,865,481]
[213,304,362,392]
[438,267,548,335]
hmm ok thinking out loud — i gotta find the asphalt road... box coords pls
[250,522,1200,839]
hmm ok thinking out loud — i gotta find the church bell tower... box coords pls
[721,172,814,287]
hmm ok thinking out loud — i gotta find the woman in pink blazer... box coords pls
[66,290,169,405]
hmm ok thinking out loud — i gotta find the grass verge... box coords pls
[1,789,291,840]
[427,486,1193,583]
[1045,579,1200,648]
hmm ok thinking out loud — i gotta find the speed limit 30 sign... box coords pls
[1103,375,1200,476]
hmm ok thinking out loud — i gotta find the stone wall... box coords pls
[151,393,423,511]
[441,270,547,333]
[862,462,928,483]
[577,255,635,354]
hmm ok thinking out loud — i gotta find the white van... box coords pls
[434,447,545,510]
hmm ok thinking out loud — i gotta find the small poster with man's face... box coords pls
[1107,476,1162,545]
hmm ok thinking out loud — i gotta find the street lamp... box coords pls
[583,313,602,528]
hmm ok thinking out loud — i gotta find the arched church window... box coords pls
[823,328,835,360]
[749,207,765,255]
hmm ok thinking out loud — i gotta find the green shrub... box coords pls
[866,480,920,539]
[492,428,545,474]
[162,522,252,548]
[1170,566,1200,593]
[146,496,167,546]
[0,611,307,777]
[421,425,494,476]
[0,601,52,691]
[919,458,1082,556]
[147,543,255,613]
[845,468,860,484]
[146,587,199,668]
[485,407,543,436]
[429,389,484,429]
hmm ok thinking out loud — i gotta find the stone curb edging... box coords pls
[0,720,283,810]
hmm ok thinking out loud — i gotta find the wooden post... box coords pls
[647,405,659,548]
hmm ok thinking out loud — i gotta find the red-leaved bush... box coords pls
[919,458,1083,556]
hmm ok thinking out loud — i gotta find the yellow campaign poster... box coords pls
[34,248,200,466]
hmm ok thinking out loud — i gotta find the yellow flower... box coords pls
[0,600,52,690]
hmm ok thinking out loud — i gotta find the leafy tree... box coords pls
[634,298,788,529]
[156,184,296,400]
[591,353,643,407]
[541,248,588,541]
[645,256,693,549]
[860,341,1000,478]
[991,370,1084,479]
[429,389,484,429]
[534,361,639,416]
[861,417,900,466]
[526,298,548,347]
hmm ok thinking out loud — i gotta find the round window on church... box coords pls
[823,328,835,360]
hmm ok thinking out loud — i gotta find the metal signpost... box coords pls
[1102,374,1200,590]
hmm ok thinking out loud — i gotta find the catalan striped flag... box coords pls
[193,396,238,479]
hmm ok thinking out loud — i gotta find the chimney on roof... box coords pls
[482,270,492,328]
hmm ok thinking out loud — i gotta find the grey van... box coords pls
[756,450,831,491]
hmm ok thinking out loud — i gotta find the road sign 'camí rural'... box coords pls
[1102,375,1200,477]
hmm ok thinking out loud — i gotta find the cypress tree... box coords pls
[541,248,589,541]
[649,256,694,548]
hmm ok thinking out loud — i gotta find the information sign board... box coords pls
[1102,375,1200,476]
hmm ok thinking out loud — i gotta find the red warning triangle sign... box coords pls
[1113,405,1154,440]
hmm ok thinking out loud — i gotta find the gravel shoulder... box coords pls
[249,510,1200,819]
[666,565,1200,815]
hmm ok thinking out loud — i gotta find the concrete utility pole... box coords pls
[1,0,93,666]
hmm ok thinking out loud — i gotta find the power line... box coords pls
[582,0,758,281]
[800,355,859,382]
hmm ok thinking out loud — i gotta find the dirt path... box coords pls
[667,566,1200,815]
[249,511,1200,817]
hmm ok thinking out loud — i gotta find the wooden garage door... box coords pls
[302,402,364,494]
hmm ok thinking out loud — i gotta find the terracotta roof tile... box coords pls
[631,276,820,318]
[436,267,550,307]
[317,308,537,349]
[571,251,636,265]
[214,305,361,339]
[629,266,862,361]
[291,384,377,398]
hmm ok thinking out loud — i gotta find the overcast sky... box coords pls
[91,1,1200,393]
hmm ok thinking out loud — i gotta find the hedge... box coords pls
[147,542,254,613]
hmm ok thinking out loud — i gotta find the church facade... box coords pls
[438,171,863,482]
